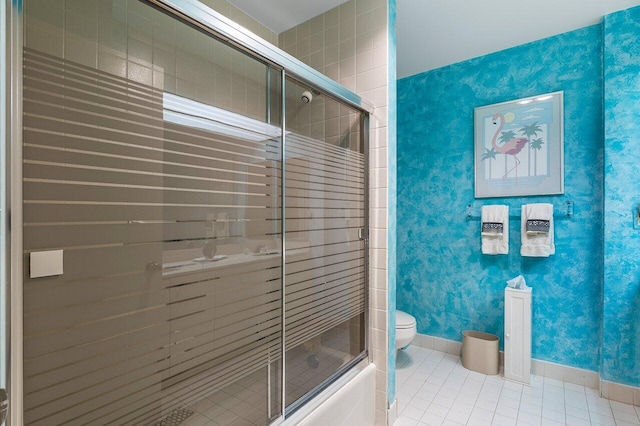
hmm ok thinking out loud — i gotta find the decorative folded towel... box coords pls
[525,203,551,234]
[521,203,555,257]
[481,205,509,255]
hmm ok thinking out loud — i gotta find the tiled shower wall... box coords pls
[278,0,392,424]
[25,0,274,123]
[198,0,278,46]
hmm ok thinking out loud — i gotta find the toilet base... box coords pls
[396,325,416,350]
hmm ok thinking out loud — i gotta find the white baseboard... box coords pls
[601,380,640,406]
[530,357,599,389]
[387,398,398,425]
[411,333,638,406]
[413,333,462,356]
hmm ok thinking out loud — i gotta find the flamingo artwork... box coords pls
[491,112,529,178]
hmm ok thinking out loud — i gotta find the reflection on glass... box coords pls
[22,0,281,424]
[21,0,367,423]
[284,77,366,410]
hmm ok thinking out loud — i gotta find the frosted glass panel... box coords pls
[22,1,282,424]
[21,1,368,424]
[284,77,366,410]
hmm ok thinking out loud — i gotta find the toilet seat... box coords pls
[396,310,416,329]
[395,310,417,350]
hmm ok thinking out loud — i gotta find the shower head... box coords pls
[301,91,313,104]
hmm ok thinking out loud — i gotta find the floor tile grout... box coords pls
[395,345,638,426]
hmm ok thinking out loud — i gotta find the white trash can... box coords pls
[461,330,499,375]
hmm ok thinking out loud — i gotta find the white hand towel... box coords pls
[481,205,509,255]
[521,203,555,257]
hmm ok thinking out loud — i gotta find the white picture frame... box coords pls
[474,91,564,198]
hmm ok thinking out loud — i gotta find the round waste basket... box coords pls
[461,330,499,375]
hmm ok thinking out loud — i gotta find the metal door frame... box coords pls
[3,0,371,424]
[3,0,23,424]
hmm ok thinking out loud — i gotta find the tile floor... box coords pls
[395,345,640,426]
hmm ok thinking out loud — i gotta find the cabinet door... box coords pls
[505,290,531,384]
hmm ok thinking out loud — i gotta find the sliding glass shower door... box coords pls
[23,1,283,424]
[19,0,368,424]
[283,77,367,411]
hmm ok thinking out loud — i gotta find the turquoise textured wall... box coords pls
[397,26,604,371]
[602,7,640,387]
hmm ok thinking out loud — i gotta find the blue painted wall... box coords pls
[397,26,604,371]
[602,7,640,387]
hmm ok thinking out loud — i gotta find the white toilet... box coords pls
[396,310,417,350]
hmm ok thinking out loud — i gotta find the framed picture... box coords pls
[474,91,564,198]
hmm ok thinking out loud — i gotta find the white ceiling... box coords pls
[397,0,640,78]
[226,0,640,79]
[227,0,349,34]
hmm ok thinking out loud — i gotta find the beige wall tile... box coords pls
[371,348,388,367]
[340,18,356,42]
[297,20,310,40]
[371,208,387,229]
[322,29,338,50]
[356,11,374,34]
[371,168,388,189]
[356,30,374,54]
[371,308,387,330]
[309,15,324,36]
[340,1,356,21]
[310,32,324,54]
[25,25,64,56]
[375,368,388,391]
[372,328,387,351]
[372,5,387,28]
[371,228,388,249]
[99,51,127,78]
[371,248,388,269]
[339,37,356,61]
[371,288,387,310]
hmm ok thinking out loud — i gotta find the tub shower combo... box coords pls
[11,0,371,424]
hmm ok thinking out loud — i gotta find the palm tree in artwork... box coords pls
[530,137,545,175]
[481,147,499,177]
[520,122,542,175]
[482,148,498,161]
[499,130,517,145]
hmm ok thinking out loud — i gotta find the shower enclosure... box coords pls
[3,0,370,424]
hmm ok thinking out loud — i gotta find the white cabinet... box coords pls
[504,287,532,384]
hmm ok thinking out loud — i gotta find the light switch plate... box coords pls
[30,250,64,278]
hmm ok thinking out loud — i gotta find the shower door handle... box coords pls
[358,228,368,241]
